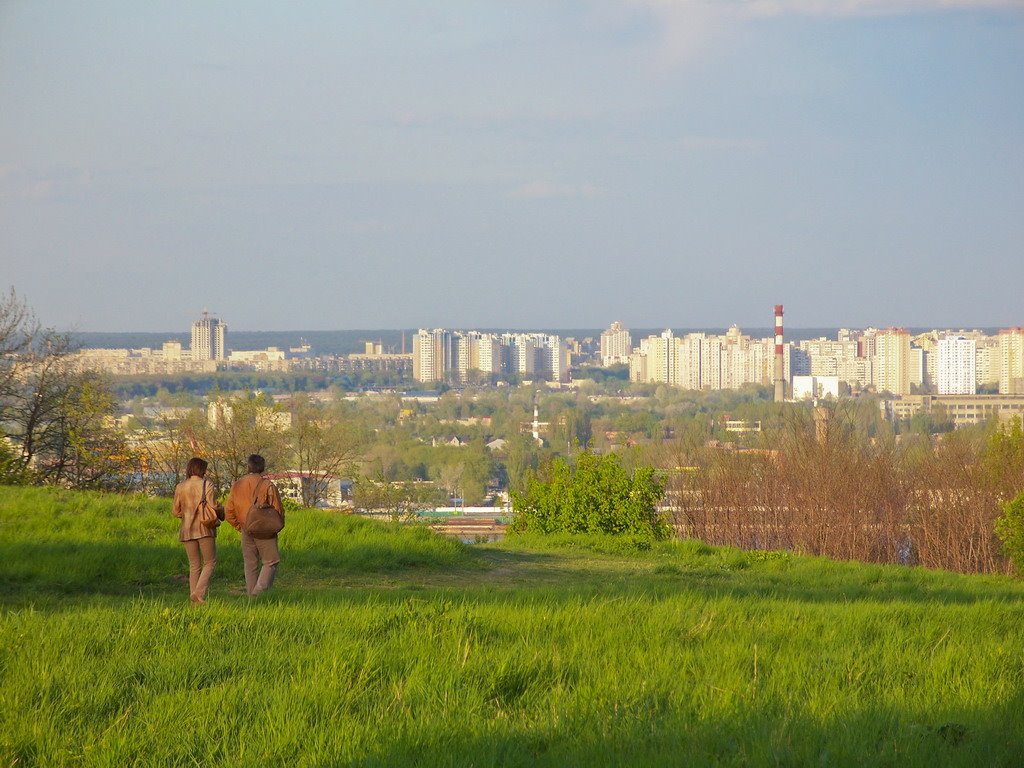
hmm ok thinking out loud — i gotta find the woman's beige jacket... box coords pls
[172,475,219,542]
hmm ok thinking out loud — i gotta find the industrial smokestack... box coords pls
[774,304,785,402]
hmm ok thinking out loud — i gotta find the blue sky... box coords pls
[1,1,1022,332]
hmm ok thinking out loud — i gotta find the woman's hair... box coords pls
[185,457,209,478]
[247,454,266,474]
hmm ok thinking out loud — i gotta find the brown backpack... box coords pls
[244,478,284,539]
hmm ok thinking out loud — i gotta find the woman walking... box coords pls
[172,457,220,603]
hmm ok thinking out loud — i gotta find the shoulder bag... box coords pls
[244,478,284,539]
[198,478,220,529]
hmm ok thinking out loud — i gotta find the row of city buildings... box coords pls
[412,329,572,383]
[73,312,231,375]
[623,326,791,392]
[71,311,1024,406]
[606,322,1024,397]
[789,328,1024,397]
[602,319,1024,428]
[72,312,415,377]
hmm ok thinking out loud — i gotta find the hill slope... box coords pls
[1,486,1023,767]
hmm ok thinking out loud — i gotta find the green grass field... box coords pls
[1,486,1023,767]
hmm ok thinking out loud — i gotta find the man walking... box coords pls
[225,454,284,596]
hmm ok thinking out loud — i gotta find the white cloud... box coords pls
[339,218,388,235]
[743,0,1020,16]
[629,0,1020,71]
[507,181,607,200]
[0,165,94,201]
[625,0,735,72]
[676,135,764,151]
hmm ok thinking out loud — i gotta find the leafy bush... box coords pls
[0,439,31,485]
[509,451,669,540]
[995,491,1024,574]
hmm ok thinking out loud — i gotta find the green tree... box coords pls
[996,491,1024,575]
[0,436,30,485]
[503,433,540,494]
[983,416,1024,497]
[200,392,290,487]
[289,395,365,507]
[438,461,465,501]
[510,451,669,540]
[54,371,137,490]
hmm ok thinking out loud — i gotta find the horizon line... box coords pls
[68,325,1014,334]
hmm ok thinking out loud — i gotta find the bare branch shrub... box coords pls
[666,405,1019,574]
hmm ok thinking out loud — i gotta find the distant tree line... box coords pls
[110,369,408,400]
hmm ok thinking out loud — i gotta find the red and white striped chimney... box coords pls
[774,304,785,402]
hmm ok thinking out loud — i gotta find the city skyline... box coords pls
[3,2,1022,331]
[67,320,1024,335]
[70,310,1024,393]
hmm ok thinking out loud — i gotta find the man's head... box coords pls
[185,457,208,478]
[247,454,266,474]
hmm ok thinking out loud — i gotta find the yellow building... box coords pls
[998,328,1024,395]
[874,328,912,396]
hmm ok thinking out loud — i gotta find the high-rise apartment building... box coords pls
[628,349,648,383]
[858,329,879,360]
[534,335,569,383]
[698,334,725,390]
[453,331,509,382]
[454,333,472,381]
[412,328,453,382]
[999,328,1024,395]
[913,332,939,391]
[633,330,681,385]
[910,348,926,391]
[191,311,226,361]
[506,334,537,377]
[600,321,632,367]
[976,337,1000,389]
[678,333,703,390]
[873,328,912,396]
[476,334,501,376]
[795,337,862,384]
[936,335,977,395]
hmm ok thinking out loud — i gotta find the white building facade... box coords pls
[936,336,977,395]
[600,321,632,366]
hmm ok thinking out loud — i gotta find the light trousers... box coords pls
[241,530,280,596]
[183,536,217,600]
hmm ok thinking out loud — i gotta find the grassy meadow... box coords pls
[1,486,1024,766]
